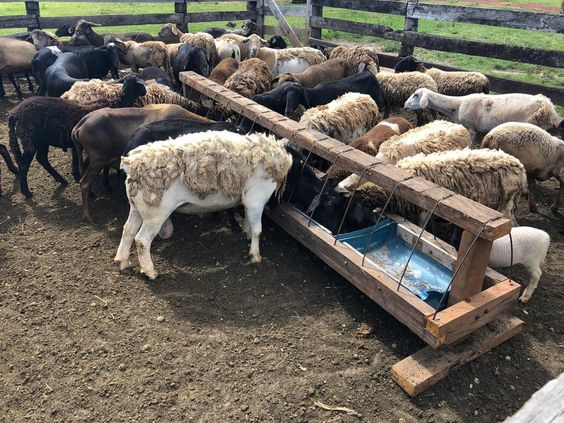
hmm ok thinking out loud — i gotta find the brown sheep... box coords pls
[329,45,380,74]
[72,104,210,222]
[209,58,239,86]
[272,57,365,88]
[224,58,272,99]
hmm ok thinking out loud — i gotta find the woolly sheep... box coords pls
[209,58,239,85]
[114,131,292,279]
[394,56,490,96]
[376,120,471,165]
[338,148,527,225]
[224,58,272,99]
[116,40,170,74]
[180,32,218,67]
[376,72,438,107]
[219,33,250,60]
[489,226,550,303]
[326,117,413,182]
[215,38,241,63]
[482,122,564,214]
[404,88,563,142]
[329,45,380,75]
[299,92,381,145]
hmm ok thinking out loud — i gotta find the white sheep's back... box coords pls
[123,130,292,206]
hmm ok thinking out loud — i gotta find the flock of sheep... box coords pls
[0,19,562,306]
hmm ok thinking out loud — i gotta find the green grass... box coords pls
[1,0,562,91]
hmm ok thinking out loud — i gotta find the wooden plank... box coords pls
[319,0,407,15]
[39,14,184,28]
[448,230,493,305]
[427,280,520,345]
[409,3,564,33]
[392,315,523,396]
[0,15,35,29]
[401,31,564,68]
[186,11,250,23]
[7,0,244,2]
[266,203,440,346]
[310,16,397,38]
[266,0,302,47]
[503,372,564,423]
[180,71,512,241]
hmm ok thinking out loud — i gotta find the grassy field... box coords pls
[1,0,562,91]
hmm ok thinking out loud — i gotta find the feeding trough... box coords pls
[180,71,524,397]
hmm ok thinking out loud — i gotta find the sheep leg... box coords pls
[0,75,5,98]
[35,146,68,186]
[24,73,34,92]
[0,144,18,175]
[243,179,277,263]
[102,166,113,194]
[135,214,169,280]
[527,176,539,213]
[550,175,563,215]
[70,147,80,183]
[519,265,542,303]
[7,74,23,101]
[79,163,103,222]
[17,148,36,199]
[114,205,143,271]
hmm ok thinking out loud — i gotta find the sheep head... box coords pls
[243,34,268,58]
[404,88,430,110]
[73,20,102,38]
[119,74,147,107]
[158,23,182,40]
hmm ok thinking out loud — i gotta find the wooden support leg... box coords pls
[448,229,493,306]
[392,315,523,397]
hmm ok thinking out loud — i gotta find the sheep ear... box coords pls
[171,26,180,36]
[83,21,102,27]
[420,92,429,109]
[357,61,366,72]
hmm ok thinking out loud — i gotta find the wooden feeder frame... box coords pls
[180,71,524,396]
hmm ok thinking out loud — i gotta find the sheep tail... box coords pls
[8,115,22,168]
[71,125,85,178]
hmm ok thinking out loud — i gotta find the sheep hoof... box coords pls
[250,254,262,264]
[115,259,131,272]
[519,293,531,303]
[141,268,158,280]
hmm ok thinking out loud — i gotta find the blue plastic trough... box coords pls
[336,218,453,309]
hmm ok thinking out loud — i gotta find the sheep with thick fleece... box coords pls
[482,122,564,214]
[114,131,292,279]
[376,72,438,107]
[180,32,218,67]
[120,40,170,73]
[299,93,380,145]
[224,58,272,99]
[329,45,380,75]
[62,79,197,112]
[215,38,241,62]
[326,117,412,182]
[489,226,550,303]
[404,88,563,142]
[209,58,239,85]
[376,120,471,164]
[338,148,526,225]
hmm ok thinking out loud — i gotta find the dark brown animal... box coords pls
[209,58,239,86]
[272,58,364,88]
[0,144,18,196]
[72,104,211,221]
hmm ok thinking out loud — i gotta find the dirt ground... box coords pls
[0,84,563,423]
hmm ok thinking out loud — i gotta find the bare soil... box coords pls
[0,86,563,423]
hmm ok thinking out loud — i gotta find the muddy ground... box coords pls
[0,84,562,423]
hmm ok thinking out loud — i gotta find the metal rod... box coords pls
[361,176,413,266]
[287,141,318,205]
[395,194,453,292]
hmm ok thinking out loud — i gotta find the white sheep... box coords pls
[180,32,218,67]
[375,120,471,164]
[404,88,563,142]
[482,122,564,214]
[489,226,550,303]
[215,38,241,63]
[118,40,170,73]
[114,130,292,279]
[219,33,250,60]
[338,148,527,225]
[299,92,381,144]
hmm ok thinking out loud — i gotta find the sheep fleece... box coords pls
[299,93,380,144]
[224,58,272,98]
[425,67,489,96]
[123,131,292,206]
[376,72,438,106]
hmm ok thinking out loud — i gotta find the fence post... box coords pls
[175,0,188,33]
[306,0,323,44]
[25,0,40,31]
[399,0,419,57]
[247,0,264,36]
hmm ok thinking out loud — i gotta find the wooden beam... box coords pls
[180,71,512,241]
[175,0,188,33]
[261,5,307,17]
[448,230,493,305]
[24,0,39,31]
[392,315,523,397]
[427,280,521,345]
[309,16,396,38]
[319,0,407,15]
[400,0,419,57]
[503,372,564,423]
[266,0,302,46]
[409,3,564,33]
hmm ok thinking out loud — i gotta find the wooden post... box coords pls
[175,0,188,33]
[399,0,419,57]
[267,0,302,47]
[447,230,493,306]
[25,0,40,31]
[247,0,264,36]
[306,0,323,44]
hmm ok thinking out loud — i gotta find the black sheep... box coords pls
[0,144,18,196]
[267,36,287,49]
[172,44,209,89]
